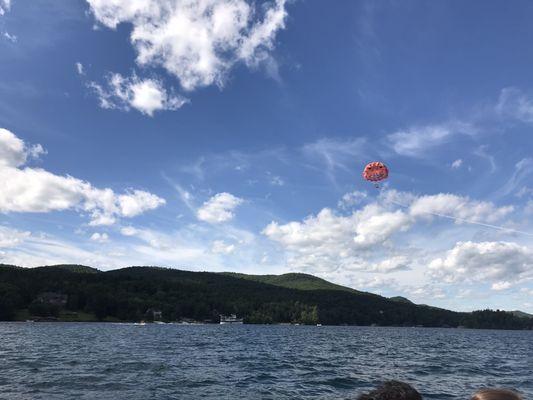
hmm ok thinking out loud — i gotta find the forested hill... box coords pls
[0,264,531,330]
[223,272,361,293]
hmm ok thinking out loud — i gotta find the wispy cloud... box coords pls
[211,239,236,255]
[496,87,533,123]
[497,158,533,198]
[0,225,30,248]
[301,137,368,185]
[386,122,475,158]
[383,87,533,162]
[473,145,496,173]
[163,175,197,213]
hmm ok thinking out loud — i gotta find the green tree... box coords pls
[0,283,22,320]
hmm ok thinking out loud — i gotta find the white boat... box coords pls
[219,314,243,324]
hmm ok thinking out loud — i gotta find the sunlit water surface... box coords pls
[0,323,531,399]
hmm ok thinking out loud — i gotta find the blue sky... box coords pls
[0,0,532,312]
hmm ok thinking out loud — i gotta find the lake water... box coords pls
[0,323,531,400]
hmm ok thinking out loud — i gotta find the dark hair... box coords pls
[357,380,422,400]
[471,389,522,400]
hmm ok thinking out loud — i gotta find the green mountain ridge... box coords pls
[389,296,414,304]
[0,265,531,329]
[38,264,100,274]
[222,272,362,293]
[510,310,533,319]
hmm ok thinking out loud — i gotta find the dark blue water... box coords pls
[0,323,531,400]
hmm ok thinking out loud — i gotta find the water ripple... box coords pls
[0,323,530,399]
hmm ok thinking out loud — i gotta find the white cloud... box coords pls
[0,219,274,275]
[409,193,513,224]
[371,255,409,273]
[387,122,475,157]
[352,275,398,291]
[263,205,412,273]
[0,0,10,16]
[379,189,417,208]
[491,281,512,291]
[211,240,235,254]
[238,0,287,64]
[264,191,516,274]
[90,73,188,116]
[353,205,411,248]
[75,62,85,75]
[118,190,165,217]
[86,0,288,92]
[115,224,263,269]
[428,241,533,286]
[264,208,357,250]
[90,232,109,243]
[0,129,165,225]
[0,2,14,43]
[404,284,446,300]
[3,31,16,42]
[451,159,463,169]
[0,128,45,167]
[0,234,124,269]
[197,192,243,223]
[1,167,86,213]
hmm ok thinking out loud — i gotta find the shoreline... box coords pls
[3,320,533,331]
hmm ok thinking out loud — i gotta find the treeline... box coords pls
[0,264,531,330]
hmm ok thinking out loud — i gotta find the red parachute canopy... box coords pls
[362,161,389,183]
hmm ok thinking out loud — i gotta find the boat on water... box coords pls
[219,314,243,324]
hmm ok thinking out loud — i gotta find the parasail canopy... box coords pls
[362,161,389,183]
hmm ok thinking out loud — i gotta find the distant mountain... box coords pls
[0,265,531,330]
[0,264,21,269]
[389,296,414,304]
[38,264,100,274]
[224,272,361,293]
[510,310,533,319]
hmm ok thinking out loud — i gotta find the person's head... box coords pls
[357,380,422,400]
[471,389,522,400]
